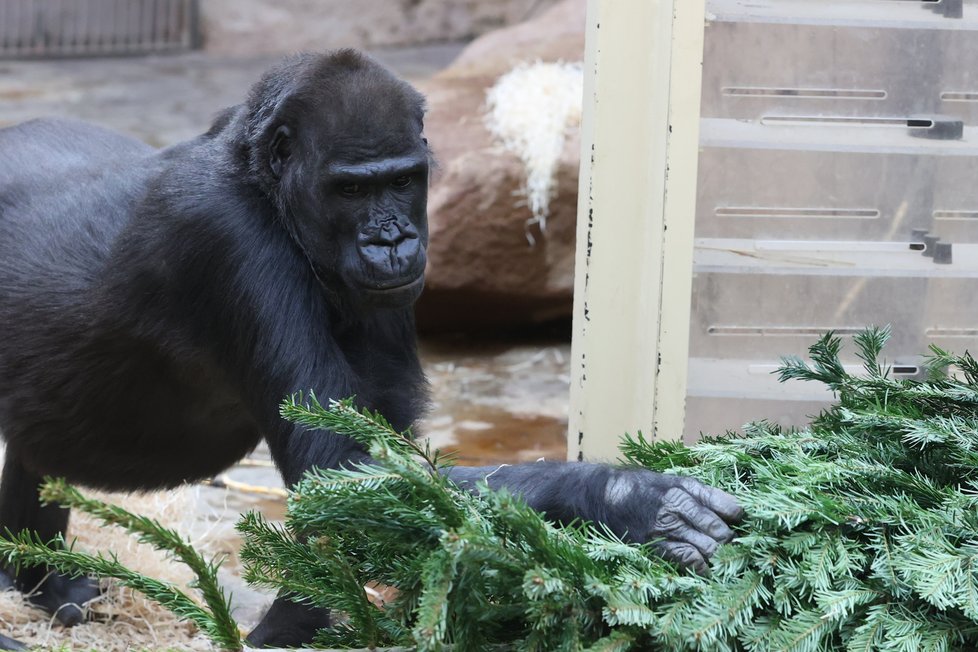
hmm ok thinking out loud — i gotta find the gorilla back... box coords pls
[0,119,261,490]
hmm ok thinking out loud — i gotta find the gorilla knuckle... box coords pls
[663,487,697,512]
[604,472,637,506]
[658,541,706,569]
[654,510,684,532]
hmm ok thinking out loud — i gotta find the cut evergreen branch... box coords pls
[8,328,978,651]
[0,529,240,650]
[239,329,978,651]
[0,480,242,651]
[40,478,241,649]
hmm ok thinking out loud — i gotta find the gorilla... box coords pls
[0,50,742,648]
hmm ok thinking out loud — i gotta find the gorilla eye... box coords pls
[340,183,361,197]
[392,175,412,189]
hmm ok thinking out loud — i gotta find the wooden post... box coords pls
[568,0,706,461]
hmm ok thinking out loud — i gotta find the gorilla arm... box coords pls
[446,462,743,574]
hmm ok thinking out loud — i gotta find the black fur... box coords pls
[0,51,741,648]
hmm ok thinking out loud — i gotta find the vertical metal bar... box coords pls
[55,0,63,53]
[122,0,128,50]
[25,0,32,55]
[91,0,103,53]
[20,0,29,55]
[77,0,87,53]
[106,0,115,53]
[157,0,168,47]
[12,0,19,54]
[2,1,9,54]
[83,0,93,53]
[158,0,168,47]
[167,0,178,48]
[169,0,180,47]
[115,0,125,53]
[125,0,134,51]
[1,1,9,53]
[147,0,156,48]
[30,0,40,55]
[568,0,706,460]
[130,0,140,49]
[157,0,168,49]
[142,0,153,50]
[97,0,108,54]
[67,0,78,54]
[101,0,110,54]
[186,0,200,49]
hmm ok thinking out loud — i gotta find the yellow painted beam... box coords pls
[568,0,706,460]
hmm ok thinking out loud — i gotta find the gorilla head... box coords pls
[244,51,430,310]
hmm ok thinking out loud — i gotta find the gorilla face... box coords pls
[262,56,431,311]
[323,150,429,308]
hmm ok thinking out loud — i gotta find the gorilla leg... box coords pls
[0,455,100,626]
[246,598,333,648]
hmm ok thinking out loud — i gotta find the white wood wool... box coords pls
[484,61,584,239]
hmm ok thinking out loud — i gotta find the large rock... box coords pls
[415,0,586,332]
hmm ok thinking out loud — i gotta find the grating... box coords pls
[0,0,198,58]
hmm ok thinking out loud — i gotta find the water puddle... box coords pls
[419,337,571,465]
[425,407,567,465]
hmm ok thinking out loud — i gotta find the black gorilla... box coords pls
[0,50,742,648]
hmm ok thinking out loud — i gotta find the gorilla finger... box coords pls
[671,526,720,559]
[657,541,709,575]
[678,477,745,522]
[681,501,736,543]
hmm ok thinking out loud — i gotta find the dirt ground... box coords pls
[0,47,573,649]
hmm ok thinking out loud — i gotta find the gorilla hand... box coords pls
[600,470,744,573]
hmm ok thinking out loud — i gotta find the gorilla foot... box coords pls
[0,571,24,650]
[22,572,101,627]
[247,598,332,648]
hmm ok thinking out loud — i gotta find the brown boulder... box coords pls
[415,0,586,332]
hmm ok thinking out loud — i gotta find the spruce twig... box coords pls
[7,328,978,651]
[39,478,241,649]
[0,530,240,650]
[0,481,242,650]
[242,328,978,650]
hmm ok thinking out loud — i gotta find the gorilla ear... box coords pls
[268,125,293,178]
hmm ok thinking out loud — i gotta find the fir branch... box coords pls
[257,335,978,650]
[19,328,978,651]
[38,478,241,650]
[0,529,240,650]
[853,325,891,378]
[281,393,442,470]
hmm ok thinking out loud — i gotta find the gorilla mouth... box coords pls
[366,274,425,293]
[361,274,425,306]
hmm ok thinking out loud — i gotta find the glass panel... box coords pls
[686,0,978,438]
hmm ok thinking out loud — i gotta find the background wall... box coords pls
[199,0,561,54]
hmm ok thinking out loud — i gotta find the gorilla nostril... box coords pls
[368,224,418,247]
[369,233,403,247]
